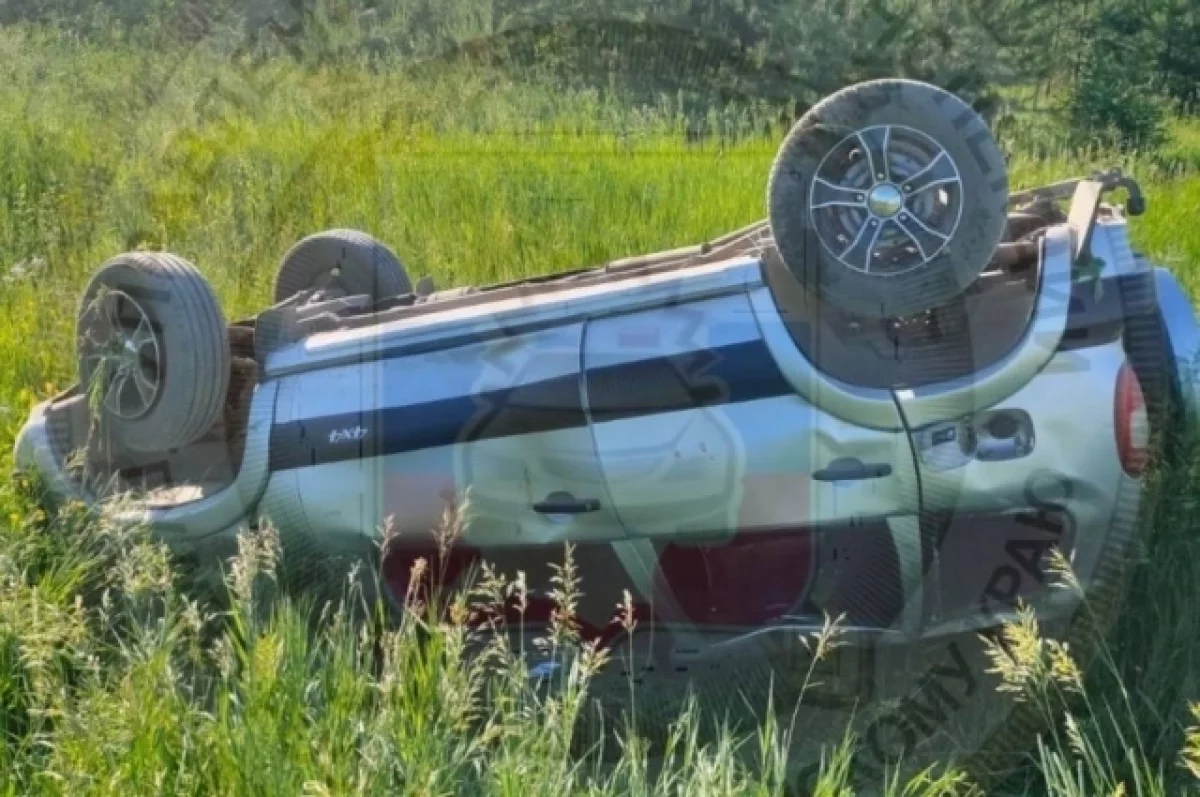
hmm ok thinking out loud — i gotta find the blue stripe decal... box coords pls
[585,339,793,423]
[268,339,792,472]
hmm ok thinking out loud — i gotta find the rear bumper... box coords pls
[12,382,281,551]
[915,473,1141,641]
[13,398,88,504]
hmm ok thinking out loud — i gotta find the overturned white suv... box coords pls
[13,79,1200,658]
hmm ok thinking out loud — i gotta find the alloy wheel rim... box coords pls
[80,289,162,420]
[808,124,965,276]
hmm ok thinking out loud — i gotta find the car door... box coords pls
[583,289,926,638]
[449,321,629,545]
[583,291,922,541]
[274,318,627,551]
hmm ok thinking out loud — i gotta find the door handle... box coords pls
[812,458,893,482]
[533,492,602,514]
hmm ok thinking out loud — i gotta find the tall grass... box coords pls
[0,479,950,795]
[2,23,1200,795]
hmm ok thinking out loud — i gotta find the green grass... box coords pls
[3,23,1200,796]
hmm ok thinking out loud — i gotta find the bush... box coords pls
[1069,60,1169,151]
[1155,0,1200,112]
[1066,2,1170,151]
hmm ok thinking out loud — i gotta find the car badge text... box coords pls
[329,426,369,444]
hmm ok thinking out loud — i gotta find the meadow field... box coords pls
[3,23,1200,795]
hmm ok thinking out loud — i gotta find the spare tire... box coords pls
[273,229,412,304]
[767,79,1009,319]
[76,252,230,453]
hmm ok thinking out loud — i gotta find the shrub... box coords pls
[1069,60,1169,151]
[1066,2,1169,151]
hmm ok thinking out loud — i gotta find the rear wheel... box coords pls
[273,229,412,304]
[76,252,230,453]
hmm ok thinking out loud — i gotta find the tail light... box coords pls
[1114,363,1150,477]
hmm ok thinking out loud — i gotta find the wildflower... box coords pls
[1047,640,1083,693]
[3,255,47,286]
[1045,547,1083,595]
[982,604,1044,698]
[1064,712,1086,757]
[511,569,528,615]
[800,611,847,662]
[981,602,1085,702]
[616,588,637,635]
[404,556,428,611]
[546,543,582,649]
[1181,703,1200,780]
[228,523,282,606]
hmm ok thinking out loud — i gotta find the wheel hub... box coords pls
[866,183,904,218]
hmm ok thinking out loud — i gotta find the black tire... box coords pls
[767,79,1009,319]
[76,252,230,453]
[273,229,412,304]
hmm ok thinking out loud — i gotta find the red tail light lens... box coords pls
[1115,363,1149,477]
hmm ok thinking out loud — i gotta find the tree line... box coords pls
[3,0,1197,146]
